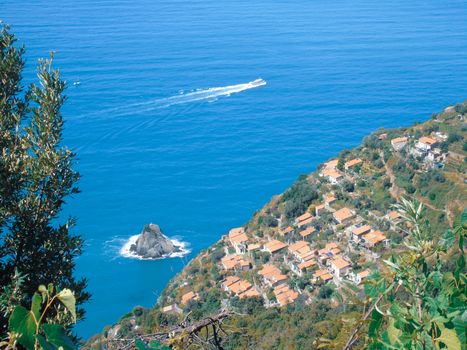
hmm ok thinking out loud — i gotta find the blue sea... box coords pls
[2,0,467,338]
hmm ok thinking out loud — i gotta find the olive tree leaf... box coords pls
[57,289,76,322]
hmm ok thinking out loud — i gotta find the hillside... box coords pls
[87,102,467,349]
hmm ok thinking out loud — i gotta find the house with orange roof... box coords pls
[322,158,339,170]
[221,254,251,271]
[333,207,355,225]
[299,226,316,241]
[316,242,341,264]
[274,284,299,306]
[181,291,199,305]
[259,264,288,288]
[223,277,259,299]
[222,275,241,290]
[351,225,372,242]
[324,194,337,208]
[391,136,408,151]
[362,230,389,248]
[295,212,312,225]
[291,259,317,276]
[416,136,438,152]
[288,241,312,261]
[240,288,261,299]
[312,269,333,284]
[386,210,402,228]
[228,227,249,254]
[349,269,371,285]
[263,240,288,255]
[344,158,363,170]
[247,243,261,252]
[297,215,314,228]
[322,168,344,184]
[329,257,351,280]
[161,303,182,315]
[315,203,326,216]
[279,226,294,237]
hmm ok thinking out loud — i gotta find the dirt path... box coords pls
[381,152,405,200]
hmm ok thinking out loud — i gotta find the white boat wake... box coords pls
[74,78,266,120]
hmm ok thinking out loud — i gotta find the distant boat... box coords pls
[250,78,266,87]
[73,81,81,86]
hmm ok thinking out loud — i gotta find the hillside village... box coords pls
[160,104,465,315]
[94,102,466,348]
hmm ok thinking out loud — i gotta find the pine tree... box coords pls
[0,25,89,334]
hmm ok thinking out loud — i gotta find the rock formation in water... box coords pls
[130,224,180,259]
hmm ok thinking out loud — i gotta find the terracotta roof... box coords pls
[298,259,317,270]
[388,210,401,220]
[221,254,250,270]
[274,285,299,306]
[323,159,339,169]
[358,269,371,279]
[352,225,372,236]
[279,226,294,236]
[330,257,351,270]
[297,216,314,227]
[324,194,336,204]
[223,276,241,287]
[345,158,362,169]
[296,212,312,223]
[264,240,287,253]
[288,240,309,253]
[419,136,437,145]
[240,288,260,299]
[333,207,354,222]
[228,280,253,295]
[181,291,198,305]
[228,227,248,244]
[322,168,343,179]
[259,264,281,277]
[162,304,181,313]
[325,242,339,250]
[247,243,261,251]
[363,230,387,246]
[330,247,341,255]
[315,204,325,211]
[313,269,333,281]
[259,264,287,284]
[391,136,408,144]
[300,226,316,238]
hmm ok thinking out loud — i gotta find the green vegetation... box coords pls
[2,284,77,350]
[0,25,88,347]
[342,200,466,349]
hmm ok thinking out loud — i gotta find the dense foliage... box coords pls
[342,199,466,349]
[1,284,77,350]
[0,25,88,341]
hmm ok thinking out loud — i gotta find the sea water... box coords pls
[1,0,467,338]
